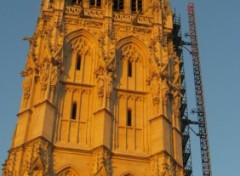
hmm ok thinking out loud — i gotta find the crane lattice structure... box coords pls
[172,14,193,176]
[187,2,212,176]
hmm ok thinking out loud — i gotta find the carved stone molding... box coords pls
[150,153,180,176]
[92,147,112,176]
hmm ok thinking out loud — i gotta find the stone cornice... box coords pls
[116,87,148,95]
[149,114,171,125]
[8,136,53,153]
[61,80,95,88]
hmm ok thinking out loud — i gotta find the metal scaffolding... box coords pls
[187,2,212,176]
[172,14,193,176]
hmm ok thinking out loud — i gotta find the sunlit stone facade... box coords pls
[3,0,184,175]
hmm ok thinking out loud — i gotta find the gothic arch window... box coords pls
[76,54,81,70]
[66,35,95,84]
[113,0,124,11]
[131,0,142,13]
[71,102,77,120]
[90,0,101,7]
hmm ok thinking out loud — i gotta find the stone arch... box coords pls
[63,29,99,84]
[115,36,150,91]
[56,166,80,176]
[65,29,98,45]
[116,36,150,58]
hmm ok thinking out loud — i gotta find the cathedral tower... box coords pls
[3,0,185,175]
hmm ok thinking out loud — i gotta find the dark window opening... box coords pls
[90,0,101,7]
[71,102,77,120]
[72,0,82,4]
[97,0,101,7]
[127,109,132,126]
[131,0,136,12]
[137,0,142,12]
[131,0,142,13]
[90,0,95,6]
[113,0,124,11]
[128,60,132,77]
[76,54,81,70]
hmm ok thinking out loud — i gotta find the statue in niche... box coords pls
[106,71,113,98]
[95,62,115,109]
[50,65,58,87]
[95,66,105,107]
[105,69,115,109]
[148,73,160,115]
[39,60,50,99]
[22,68,34,108]
[173,94,181,119]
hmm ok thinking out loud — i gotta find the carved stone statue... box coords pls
[39,61,50,99]
[22,69,34,108]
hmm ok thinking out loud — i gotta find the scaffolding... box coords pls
[172,14,193,176]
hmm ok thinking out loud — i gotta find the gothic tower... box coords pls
[3,0,185,175]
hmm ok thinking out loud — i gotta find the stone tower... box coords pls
[3,0,184,175]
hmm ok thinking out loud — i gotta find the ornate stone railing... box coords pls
[84,9,104,18]
[137,16,153,25]
[113,13,132,23]
[65,5,104,18]
[65,5,82,15]
[113,13,153,25]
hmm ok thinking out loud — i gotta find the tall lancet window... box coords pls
[113,0,124,11]
[128,60,132,77]
[71,102,77,120]
[131,0,142,13]
[76,54,81,70]
[127,109,132,127]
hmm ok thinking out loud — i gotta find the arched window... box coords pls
[76,54,81,70]
[113,0,124,11]
[128,60,132,77]
[131,0,142,13]
[71,102,77,120]
[127,109,132,127]
[90,0,101,7]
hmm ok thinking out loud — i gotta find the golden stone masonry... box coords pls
[3,0,186,175]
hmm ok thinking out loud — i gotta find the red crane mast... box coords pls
[187,2,212,176]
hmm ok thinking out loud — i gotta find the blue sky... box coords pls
[0,1,240,175]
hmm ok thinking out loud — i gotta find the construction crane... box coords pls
[187,2,212,176]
